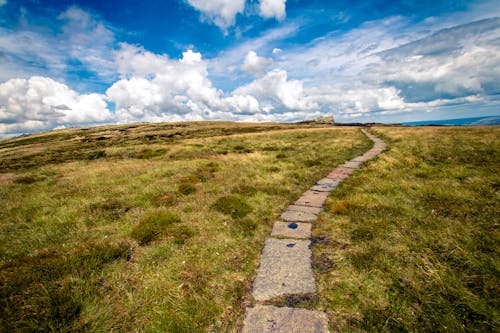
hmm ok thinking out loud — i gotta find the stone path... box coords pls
[242,129,386,333]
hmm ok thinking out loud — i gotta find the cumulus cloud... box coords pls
[185,0,245,30]
[241,51,272,76]
[108,44,317,122]
[108,44,264,122]
[259,0,286,20]
[108,44,221,122]
[0,76,112,136]
[234,69,317,111]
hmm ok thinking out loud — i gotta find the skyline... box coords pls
[0,0,499,137]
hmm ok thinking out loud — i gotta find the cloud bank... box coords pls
[0,76,111,136]
[0,5,499,138]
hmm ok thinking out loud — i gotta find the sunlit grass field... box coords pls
[314,126,499,332]
[0,122,371,332]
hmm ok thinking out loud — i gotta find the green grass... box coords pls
[0,122,371,332]
[314,126,499,332]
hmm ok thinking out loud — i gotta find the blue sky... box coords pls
[0,0,499,137]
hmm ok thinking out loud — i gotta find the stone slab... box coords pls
[316,177,342,187]
[281,209,317,222]
[350,156,370,163]
[286,204,323,215]
[310,183,337,192]
[243,305,329,333]
[341,161,362,169]
[271,221,311,239]
[294,190,330,208]
[252,238,315,301]
[325,170,349,180]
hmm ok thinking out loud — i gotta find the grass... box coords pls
[314,126,499,332]
[0,121,371,332]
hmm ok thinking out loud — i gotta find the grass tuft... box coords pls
[211,195,253,219]
[131,210,181,245]
[151,192,177,206]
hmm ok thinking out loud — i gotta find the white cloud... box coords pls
[223,95,260,114]
[234,69,317,111]
[108,44,225,122]
[58,7,116,80]
[241,51,272,76]
[185,0,245,30]
[209,22,299,87]
[259,0,286,20]
[0,76,112,136]
[272,48,282,54]
[0,6,116,85]
[108,44,272,122]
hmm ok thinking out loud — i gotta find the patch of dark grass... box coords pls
[276,153,287,158]
[86,150,107,160]
[151,192,178,207]
[350,226,374,242]
[0,240,132,332]
[89,198,131,219]
[211,195,253,219]
[304,159,322,167]
[178,183,197,195]
[171,225,197,245]
[348,245,385,271]
[262,145,280,151]
[267,166,280,172]
[134,148,168,159]
[131,210,181,245]
[13,174,47,184]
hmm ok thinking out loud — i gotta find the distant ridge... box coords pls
[401,116,500,126]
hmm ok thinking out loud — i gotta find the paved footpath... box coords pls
[242,129,386,333]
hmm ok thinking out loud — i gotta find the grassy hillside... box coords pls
[314,126,499,332]
[0,122,371,332]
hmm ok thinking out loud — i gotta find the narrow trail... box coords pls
[242,129,387,333]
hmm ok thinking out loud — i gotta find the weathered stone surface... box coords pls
[316,177,341,187]
[286,204,323,215]
[243,305,329,333]
[271,221,311,239]
[281,210,317,222]
[252,238,315,301]
[311,178,341,191]
[310,183,336,192]
[341,161,362,169]
[326,167,354,180]
[294,190,329,208]
[350,156,370,163]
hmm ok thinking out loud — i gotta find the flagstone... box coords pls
[242,305,329,333]
[252,238,315,301]
[271,221,311,239]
